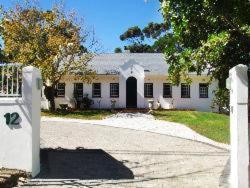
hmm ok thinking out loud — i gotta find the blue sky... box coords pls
[0,0,163,52]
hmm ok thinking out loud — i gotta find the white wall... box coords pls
[144,75,217,111]
[0,66,41,177]
[50,73,217,111]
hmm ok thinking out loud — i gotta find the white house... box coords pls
[41,53,218,111]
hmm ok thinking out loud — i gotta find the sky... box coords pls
[0,0,163,52]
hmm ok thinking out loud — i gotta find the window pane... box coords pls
[92,83,101,97]
[181,84,190,98]
[199,83,208,98]
[144,83,153,98]
[110,83,119,98]
[74,83,83,99]
[163,83,172,98]
[56,83,65,97]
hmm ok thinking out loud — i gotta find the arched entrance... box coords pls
[126,77,137,108]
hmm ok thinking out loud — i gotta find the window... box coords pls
[144,83,153,98]
[199,83,209,98]
[92,83,101,98]
[163,83,172,98]
[56,83,65,97]
[110,83,119,98]
[181,84,190,98]
[74,83,83,99]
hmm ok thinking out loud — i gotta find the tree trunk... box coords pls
[44,85,56,112]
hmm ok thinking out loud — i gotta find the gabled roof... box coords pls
[88,53,169,75]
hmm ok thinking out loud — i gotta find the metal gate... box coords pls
[0,63,22,97]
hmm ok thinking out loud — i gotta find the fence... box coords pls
[0,63,22,97]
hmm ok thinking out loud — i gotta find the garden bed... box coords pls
[41,109,115,120]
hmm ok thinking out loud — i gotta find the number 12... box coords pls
[4,112,20,125]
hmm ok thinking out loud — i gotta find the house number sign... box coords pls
[4,112,20,125]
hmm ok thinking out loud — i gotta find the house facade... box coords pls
[41,53,218,111]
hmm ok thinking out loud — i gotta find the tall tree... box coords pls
[0,2,95,111]
[119,22,168,53]
[143,22,167,39]
[160,0,250,110]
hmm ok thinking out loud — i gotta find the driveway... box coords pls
[23,120,229,188]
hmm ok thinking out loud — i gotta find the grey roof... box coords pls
[88,53,169,75]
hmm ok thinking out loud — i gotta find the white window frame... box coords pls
[92,83,101,98]
[181,84,190,98]
[110,83,119,98]
[199,83,209,98]
[56,83,65,97]
[144,83,153,98]
[163,83,172,98]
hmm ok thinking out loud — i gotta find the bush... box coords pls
[212,88,229,114]
[81,95,94,109]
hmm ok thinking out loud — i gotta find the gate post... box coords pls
[22,66,41,176]
[228,64,249,188]
[0,66,41,177]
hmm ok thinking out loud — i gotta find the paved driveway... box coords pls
[24,121,229,188]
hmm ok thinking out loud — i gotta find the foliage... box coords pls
[153,110,229,143]
[160,0,250,87]
[119,22,169,53]
[41,110,114,120]
[114,47,122,53]
[120,26,144,43]
[211,88,230,113]
[81,95,94,109]
[0,1,96,111]
[124,44,153,53]
[142,22,167,39]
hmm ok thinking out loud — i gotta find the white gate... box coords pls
[0,65,42,177]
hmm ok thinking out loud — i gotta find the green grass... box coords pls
[152,110,230,144]
[41,110,115,120]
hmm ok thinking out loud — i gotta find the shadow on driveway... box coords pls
[35,148,134,180]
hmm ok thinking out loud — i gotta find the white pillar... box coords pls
[229,64,249,188]
[0,66,41,177]
[22,66,41,177]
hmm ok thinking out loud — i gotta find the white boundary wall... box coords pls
[228,64,249,188]
[0,66,41,177]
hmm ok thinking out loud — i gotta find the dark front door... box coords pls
[126,77,137,108]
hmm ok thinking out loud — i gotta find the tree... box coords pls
[160,0,250,110]
[120,26,144,44]
[114,47,122,53]
[124,44,153,53]
[142,22,167,39]
[160,0,250,86]
[0,2,95,111]
[119,22,169,53]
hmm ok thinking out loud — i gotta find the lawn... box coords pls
[42,109,230,144]
[41,110,115,120]
[152,110,230,144]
